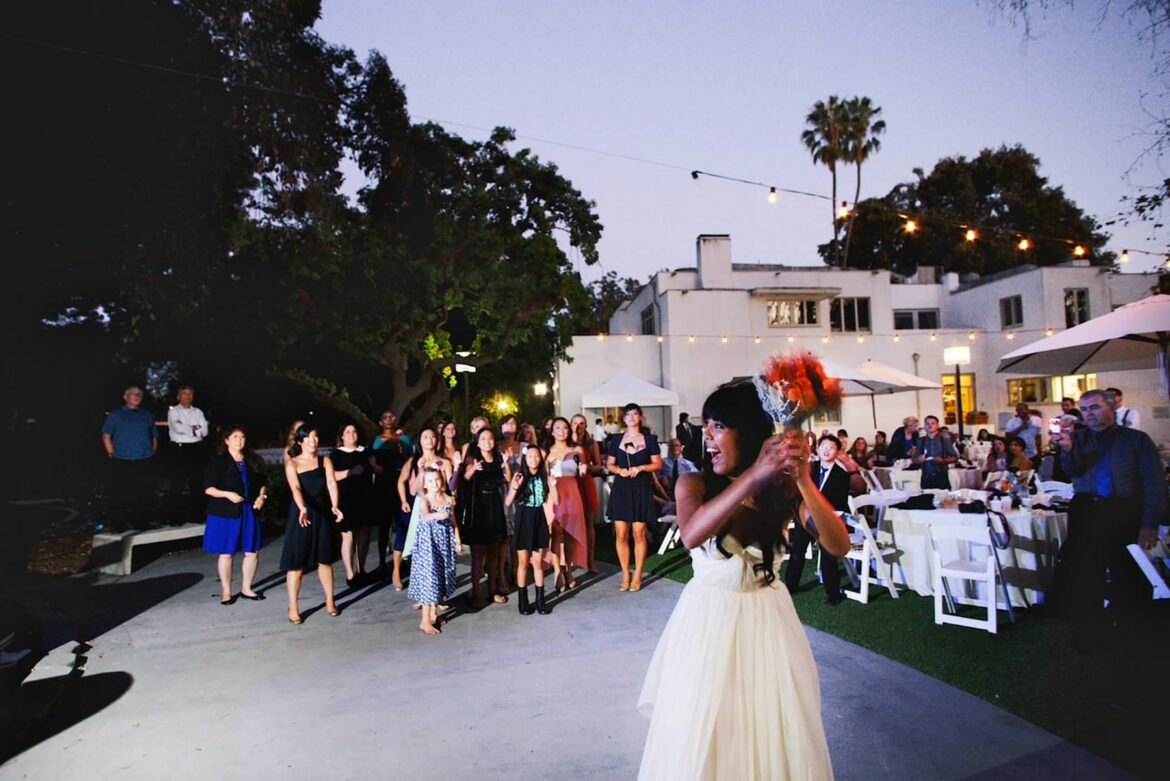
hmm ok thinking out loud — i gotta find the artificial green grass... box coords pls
[602,526,1164,779]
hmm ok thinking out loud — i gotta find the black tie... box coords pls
[672,458,679,481]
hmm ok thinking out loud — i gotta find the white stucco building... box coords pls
[556,234,1166,446]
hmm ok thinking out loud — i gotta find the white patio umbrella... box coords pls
[855,359,943,428]
[996,293,1170,396]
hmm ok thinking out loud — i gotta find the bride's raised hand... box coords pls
[751,432,808,484]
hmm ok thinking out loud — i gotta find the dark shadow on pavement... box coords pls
[0,671,134,764]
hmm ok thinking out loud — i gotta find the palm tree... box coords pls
[801,96,847,266]
[840,96,886,269]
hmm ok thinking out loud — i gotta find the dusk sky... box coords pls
[317,1,1168,283]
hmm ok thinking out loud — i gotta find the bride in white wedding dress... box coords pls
[637,382,850,781]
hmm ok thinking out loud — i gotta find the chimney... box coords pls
[697,234,732,289]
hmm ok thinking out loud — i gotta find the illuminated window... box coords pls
[767,299,818,327]
[941,373,976,426]
[1006,374,1097,404]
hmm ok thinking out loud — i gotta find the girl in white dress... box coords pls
[638,382,850,781]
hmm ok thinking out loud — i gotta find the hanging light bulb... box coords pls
[821,335,829,344]
[1073,245,1086,257]
[720,335,728,344]
[656,335,664,343]
[597,333,605,341]
[893,334,901,343]
[1006,331,1015,340]
[968,331,976,340]
[903,219,918,234]
[837,201,851,220]
[964,229,977,242]
[754,335,761,344]
[786,335,794,343]
[1045,327,1054,336]
[768,187,777,204]
[929,332,937,341]
[688,334,695,343]
[626,333,633,342]
[1119,249,1129,263]
[1018,238,1031,251]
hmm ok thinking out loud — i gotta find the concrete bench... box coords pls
[91,524,206,575]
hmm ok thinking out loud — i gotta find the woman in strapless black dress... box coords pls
[282,424,343,624]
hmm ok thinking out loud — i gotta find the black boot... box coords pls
[518,585,535,615]
[535,585,551,615]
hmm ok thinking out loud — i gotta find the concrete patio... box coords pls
[0,536,1135,780]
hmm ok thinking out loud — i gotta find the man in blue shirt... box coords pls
[101,386,158,530]
[1053,389,1165,632]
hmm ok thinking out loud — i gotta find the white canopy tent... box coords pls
[580,372,680,408]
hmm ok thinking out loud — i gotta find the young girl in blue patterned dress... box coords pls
[408,469,461,635]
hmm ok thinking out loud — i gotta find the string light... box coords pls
[893,334,900,342]
[964,229,977,242]
[1045,327,1054,336]
[968,331,976,340]
[1006,331,1015,340]
[903,219,918,234]
[837,201,851,220]
[929,332,937,341]
[1120,249,1129,263]
[720,335,728,344]
[597,333,605,341]
[821,336,829,344]
[1073,245,1086,257]
[688,334,695,343]
[786,335,795,343]
[768,187,777,204]
[1018,238,1031,251]
[754,335,761,344]
[656,335,664,343]
[856,335,864,343]
[626,334,633,342]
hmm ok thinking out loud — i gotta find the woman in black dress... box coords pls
[458,427,511,608]
[606,403,662,592]
[332,423,375,587]
[282,424,343,624]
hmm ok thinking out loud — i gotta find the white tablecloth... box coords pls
[948,468,983,490]
[883,507,1068,608]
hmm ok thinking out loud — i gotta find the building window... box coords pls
[766,298,818,327]
[893,309,940,330]
[1000,295,1023,329]
[1006,373,1097,405]
[941,373,976,426]
[1064,288,1089,327]
[640,304,655,335]
[829,297,871,332]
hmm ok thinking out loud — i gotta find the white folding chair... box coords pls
[656,515,681,555]
[927,523,1002,634]
[859,469,881,493]
[841,497,903,603]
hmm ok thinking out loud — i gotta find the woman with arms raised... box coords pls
[637,382,848,780]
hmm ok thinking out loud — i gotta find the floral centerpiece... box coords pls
[990,470,1031,501]
[753,351,844,432]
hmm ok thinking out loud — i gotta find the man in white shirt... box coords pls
[1106,387,1141,429]
[166,385,210,522]
[1004,403,1042,461]
[591,417,607,446]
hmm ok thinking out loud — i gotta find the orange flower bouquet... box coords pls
[753,351,844,432]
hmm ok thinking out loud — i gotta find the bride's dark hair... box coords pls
[700,381,797,585]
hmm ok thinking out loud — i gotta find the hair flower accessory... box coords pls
[753,351,844,432]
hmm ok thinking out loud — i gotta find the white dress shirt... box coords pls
[167,404,209,444]
[1115,406,1141,429]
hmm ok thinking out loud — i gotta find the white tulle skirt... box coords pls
[637,537,834,781]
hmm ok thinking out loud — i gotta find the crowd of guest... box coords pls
[99,382,1164,628]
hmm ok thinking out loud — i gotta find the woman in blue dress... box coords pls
[202,426,269,605]
[606,403,662,592]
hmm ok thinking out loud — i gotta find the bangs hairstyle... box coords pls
[516,444,550,505]
[287,423,317,459]
[421,465,449,496]
[700,381,795,585]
